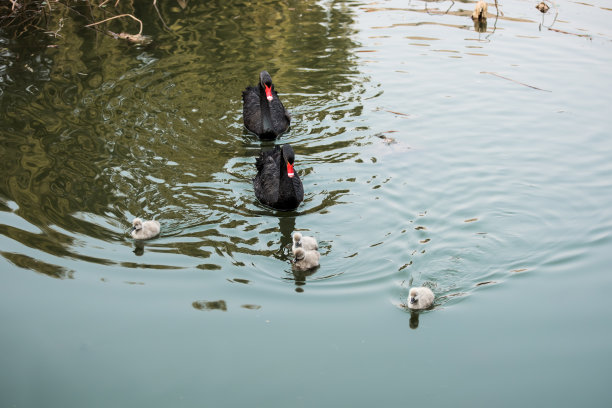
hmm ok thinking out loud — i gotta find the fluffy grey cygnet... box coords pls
[292,247,320,271]
[131,218,161,240]
[408,287,434,310]
[292,232,318,252]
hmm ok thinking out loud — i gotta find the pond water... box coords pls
[1,0,611,406]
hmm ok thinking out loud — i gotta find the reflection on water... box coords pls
[192,299,227,312]
[0,0,362,280]
[290,264,319,293]
[2,0,612,405]
[409,311,421,329]
[473,16,488,33]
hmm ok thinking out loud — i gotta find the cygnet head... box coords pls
[408,287,434,310]
[409,288,419,302]
[294,247,305,261]
[132,218,143,231]
[293,232,303,246]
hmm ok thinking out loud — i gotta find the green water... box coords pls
[1,0,611,406]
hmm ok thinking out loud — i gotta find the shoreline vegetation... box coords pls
[0,0,173,44]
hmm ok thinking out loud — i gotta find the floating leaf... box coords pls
[192,300,227,311]
[536,2,550,13]
[241,304,261,310]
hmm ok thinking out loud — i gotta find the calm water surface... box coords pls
[1,0,611,406]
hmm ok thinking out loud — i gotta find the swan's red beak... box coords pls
[264,84,273,102]
[287,162,295,178]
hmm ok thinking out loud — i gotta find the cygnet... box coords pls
[292,232,318,252]
[131,218,161,240]
[472,0,488,20]
[408,287,434,310]
[292,247,320,271]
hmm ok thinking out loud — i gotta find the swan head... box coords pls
[293,247,305,262]
[259,71,274,102]
[281,144,296,178]
[132,218,143,231]
[293,232,303,246]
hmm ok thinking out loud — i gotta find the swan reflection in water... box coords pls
[473,17,487,33]
[292,266,319,293]
[410,312,421,329]
[133,240,145,256]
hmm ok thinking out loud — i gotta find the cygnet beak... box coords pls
[410,296,417,304]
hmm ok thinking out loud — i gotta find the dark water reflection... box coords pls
[2,0,612,406]
[1,0,364,280]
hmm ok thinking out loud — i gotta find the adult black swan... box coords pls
[253,144,304,210]
[242,71,291,139]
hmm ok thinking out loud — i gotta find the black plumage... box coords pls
[253,144,304,210]
[242,71,291,139]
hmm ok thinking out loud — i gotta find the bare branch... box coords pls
[153,0,170,31]
[481,71,551,92]
[85,13,143,35]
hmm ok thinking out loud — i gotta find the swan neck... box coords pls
[259,85,273,133]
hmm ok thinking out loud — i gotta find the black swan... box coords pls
[253,144,304,210]
[242,71,291,139]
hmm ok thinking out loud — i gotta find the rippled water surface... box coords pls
[1,0,611,406]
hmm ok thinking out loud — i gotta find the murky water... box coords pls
[1,0,611,406]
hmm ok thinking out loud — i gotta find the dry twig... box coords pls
[481,71,551,92]
[85,13,143,35]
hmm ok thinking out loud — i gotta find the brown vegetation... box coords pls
[0,0,50,36]
[0,0,163,44]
